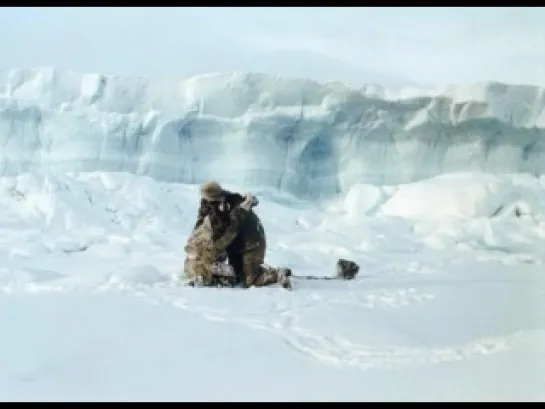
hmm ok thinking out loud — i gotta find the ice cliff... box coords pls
[1,67,544,198]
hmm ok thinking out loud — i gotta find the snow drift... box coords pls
[1,169,544,401]
[1,67,545,198]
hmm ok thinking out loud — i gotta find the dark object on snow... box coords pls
[293,275,337,280]
[291,259,360,281]
[277,267,292,290]
[336,258,360,280]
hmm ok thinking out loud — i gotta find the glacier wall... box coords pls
[1,67,545,198]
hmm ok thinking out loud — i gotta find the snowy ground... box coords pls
[0,171,544,401]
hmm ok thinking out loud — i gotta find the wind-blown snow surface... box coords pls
[1,68,545,198]
[1,171,544,401]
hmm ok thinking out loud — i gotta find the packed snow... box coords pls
[0,170,544,401]
[1,68,544,401]
[1,68,545,199]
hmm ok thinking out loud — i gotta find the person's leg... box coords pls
[211,261,236,287]
[183,256,197,282]
[184,255,215,286]
[248,265,278,287]
[258,265,292,289]
[242,248,291,288]
[241,247,267,287]
[227,251,244,286]
[184,215,216,285]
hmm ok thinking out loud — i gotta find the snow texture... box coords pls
[0,67,544,401]
[1,67,545,199]
[0,170,544,401]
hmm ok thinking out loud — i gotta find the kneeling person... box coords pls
[184,193,290,289]
[213,193,291,289]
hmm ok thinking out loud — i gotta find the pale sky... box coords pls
[1,7,544,87]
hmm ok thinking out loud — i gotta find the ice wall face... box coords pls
[1,67,544,198]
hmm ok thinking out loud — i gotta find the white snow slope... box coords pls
[0,68,544,401]
[1,68,545,198]
[0,171,544,401]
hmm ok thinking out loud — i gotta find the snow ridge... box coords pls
[1,67,544,198]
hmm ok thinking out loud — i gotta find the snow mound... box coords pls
[379,173,545,221]
[342,184,393,217]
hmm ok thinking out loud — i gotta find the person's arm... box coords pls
[226,192,258,211]
[193,199,208,230]
[213,194,256,252]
